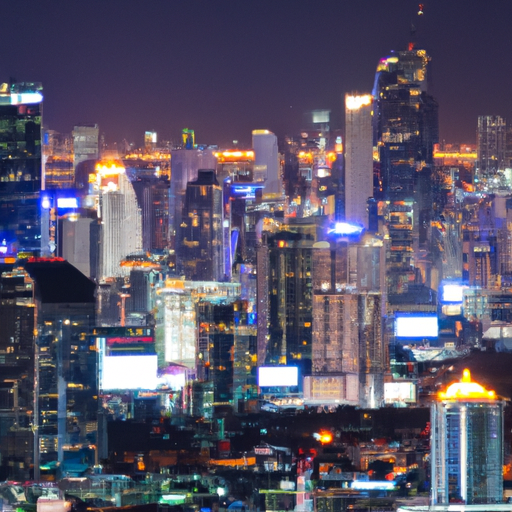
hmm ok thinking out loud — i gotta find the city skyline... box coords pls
[2,1,512,146]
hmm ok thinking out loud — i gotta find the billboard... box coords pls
[230,184,264,199]
[441,283,466,304]
[106,336,154,346]
[101,355,158,390]
[258,366,298,387]
[384,382,416,404]
[395,314,438,338]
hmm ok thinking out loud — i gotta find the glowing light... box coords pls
[41,197,51,210]
[95,161,125,177]
[214,150,254,161]
[328,222,364,236]
[346,94,372,110]
[319,431,333,444]
[9,92,43,105]
[57,198,78,209]
[438,369,497,401]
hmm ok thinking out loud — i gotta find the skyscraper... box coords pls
[372,49,439,296]
[73,124,99,172]
[177,169,223,281]
[476,115,507,188]
[96,160,142,281]
[344,94,373,229]
[0,81,43,255]
[169,142,217,251]
[431,369,505,505]
[26,258,97,480]
[252,130,282,196]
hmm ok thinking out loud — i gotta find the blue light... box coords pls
[328,222,364,236]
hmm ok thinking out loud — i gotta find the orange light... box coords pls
[319,431,333,444]
[438,368,497,401]
[278,240,286,248]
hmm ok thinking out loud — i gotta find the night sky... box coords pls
[2,1,512,147]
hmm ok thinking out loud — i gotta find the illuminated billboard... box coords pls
[395,314,438,338]
[230,184,264,199]
[328,222,364,236]
[441,283,467,304]
[258,366,298,387]
[384,382,416,404]
[57,197,78,209]
[100,355,158,390]
[106,336,154,346]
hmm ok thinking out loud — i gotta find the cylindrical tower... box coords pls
[431,369,505,505]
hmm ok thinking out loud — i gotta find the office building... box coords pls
[0,268,35,479]
[43,129,74,190]
[431,369,505,505]
[0,81,44,255]
[170,141,217,249]
[372,49,439,295]
[73,124,99,172]
[344,94,373,228]
[252,130,282,196]
[25,258,97,480]
[132,176,170,253]
[177,169,223,281]
[476,115,507,188]
[96,160,142,281]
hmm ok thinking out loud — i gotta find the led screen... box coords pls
[230,184,264,199]
[395,315,438,338]
[258,366,298,387]
[57,197,78,209]
[384,382,416,403]
[441,284,466,303]
[101,355,158,390]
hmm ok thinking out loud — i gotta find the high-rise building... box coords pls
[169,143,217,250]
[344,94,373,229]
[43,129,74,190]
[73,124,99,172]
[26,258,97,480]
[476,115,507,188]
[177,169,223,281]
[0,268,35,479]
[431,369,505,505]
[252,130,282,196]
[0,81,44,255]
[132,177,170,253]
[373,49,439,296]
[96,160,142,281]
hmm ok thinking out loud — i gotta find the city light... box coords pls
[345,94,372,110]
[439,369,497,401]
[328,222,364,236]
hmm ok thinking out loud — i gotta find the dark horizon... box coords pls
[2,0,511,147]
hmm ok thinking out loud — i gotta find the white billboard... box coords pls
[384,382,416,404]
[101,355,158,390]
[395,315,438,338]
[441,284,466,304]
[258,366,298,387]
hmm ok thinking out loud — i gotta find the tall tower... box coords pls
[96,160,143,281]
[178,169,223,281]
[73,124,99,172]
[344,94,373,228]
[431,369,505,505]
[170,143,217,251]
[0,81,43,255]
[373,49,438,296]
[476,115,507,188]
[252,130,282,196]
